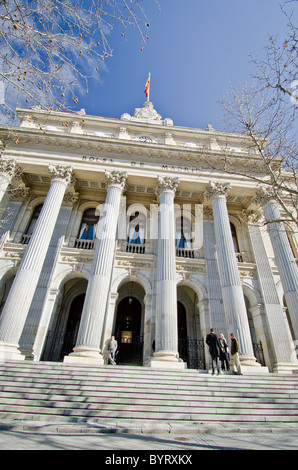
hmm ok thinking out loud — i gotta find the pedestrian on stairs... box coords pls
[219,333,230,372]
[108,335,118,365]
[206,328,221,375]
[229,333,243,375]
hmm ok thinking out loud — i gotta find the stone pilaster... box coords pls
[150,176,185,370]
[64,170,127,365]
[255,187,298,343]
[205,182,259,368]
[0,165,74,361]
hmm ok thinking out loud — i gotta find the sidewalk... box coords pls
[1,419,298,450]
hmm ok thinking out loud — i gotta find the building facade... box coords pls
[0,102,297,373]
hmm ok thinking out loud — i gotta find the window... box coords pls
[127,212,146,245]
[78,208,99,241]
[176,216,192,249]
[230,222,242,262]
[25,204,43,235]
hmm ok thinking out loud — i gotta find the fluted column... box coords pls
[65,170,127,365]
[255,187,298,341]
[150,176,184,370]
[244,209,297,372]
[0,165,74,360]
[205,182,258,367]
[0,160,19,203]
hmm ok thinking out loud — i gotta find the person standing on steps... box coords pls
[230,333,243,375]
[108,335,118,365]
[219,333,230,372]
[206,328,221,375]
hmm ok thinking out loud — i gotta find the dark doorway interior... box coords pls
[60,293,85,359]
[114,297,143,365]
[42,293,85,362]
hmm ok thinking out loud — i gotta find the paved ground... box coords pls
[1,428,298,451]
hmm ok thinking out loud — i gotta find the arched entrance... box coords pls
[177,285,206,369]
[114,296,143,365]
[41,278,87,362]
[60,293,85,359]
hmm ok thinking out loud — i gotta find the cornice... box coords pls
[0,125,268,174]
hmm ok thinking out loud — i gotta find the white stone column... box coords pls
[150,176,184,370]
[245,209,297,373]
[256,187,298,341]
[0,165,74,361]
[64,170,127,365]
[0,160,18,203]
[205,182,258,368]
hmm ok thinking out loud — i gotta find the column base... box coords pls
[239,366,269,375]
[273,362,298,374]
[229,354,269,374]
[239,355,262,367]
[149,350,186,370]
[63,346,104,366]
[0,342,25,362]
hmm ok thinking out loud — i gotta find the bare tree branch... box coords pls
[0,0,159,122]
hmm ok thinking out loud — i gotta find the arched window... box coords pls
[25,204,43,236]
[176,216,192,249]
[78,208,99,241]
[127,212,146,245]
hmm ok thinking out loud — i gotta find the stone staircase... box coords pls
[0,361,298,433]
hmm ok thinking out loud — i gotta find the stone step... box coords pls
[1,407,298,424]
[1,396,297,412]
[1,364,298,384]
[2,361,298,382]
[0,361,297,428]
[1,389,298,403]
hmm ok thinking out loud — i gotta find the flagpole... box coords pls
[147,72,150,102]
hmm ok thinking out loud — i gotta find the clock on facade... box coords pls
[138,136,152,143]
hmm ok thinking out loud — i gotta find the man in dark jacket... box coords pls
[206,328,221,375]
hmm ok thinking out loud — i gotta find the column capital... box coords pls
[105,170,127,191]
[254,185,276,207]
[48,165,74,186]
[204,181,231,201]
[155,176,179,196]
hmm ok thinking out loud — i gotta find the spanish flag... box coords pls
[144,74,150,99]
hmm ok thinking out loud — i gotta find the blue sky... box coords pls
[74,0,293,130]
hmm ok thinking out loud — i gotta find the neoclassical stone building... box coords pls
[0,102,297,373]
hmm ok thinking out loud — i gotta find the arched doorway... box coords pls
[114,296,143,365]
[41,279,87,362]
[60,293,85,359]
[177,285,206,370]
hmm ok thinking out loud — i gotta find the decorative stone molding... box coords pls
[48,165,74,186]
[121,102,173,126]
[116,259,152,269]
[104,170,127,191]
[8,183,31,201]
[0,159,18,180]
[155,176,180,195]
[240,208,264,225]
[63,192,79,206]
[204,181,231,201]
[203,206,213,219]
